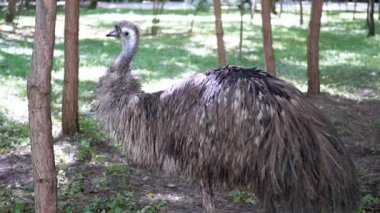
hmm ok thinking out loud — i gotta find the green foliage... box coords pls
[358,194,380,213]
[357,168,368,178]
[229,190,257,204]
[65,180,84,196]
[83,192,137,212]
[78,139,93,161]
[58,200,78,213]
[0,185,33,213]
[77,116,108,161]
[80,116,105,144]
[13,199,33,213]
[0,185,13,211]
[373,117,380,129]
[361,194,380,206]
[105,165,129,177]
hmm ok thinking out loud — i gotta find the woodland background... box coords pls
[0,0,379,212]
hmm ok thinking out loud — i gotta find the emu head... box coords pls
[107,21,140,69]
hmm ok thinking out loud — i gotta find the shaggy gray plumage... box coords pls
[96,21,360,213]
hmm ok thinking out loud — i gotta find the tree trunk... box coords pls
[89,0,98,9]
[152,0,160,35]
[353,0,357,19]
[27,0,57,212]
[367,0,375,36]
[378,0,380,20]
[62,0,80,135]
[271,0,277,15]
[25,0,31,10]
[299,0,304,25]
[213,0,227,67]
[279,0,284,17]
[307,0,323,95]
[189,0,207,33]
[250,0,257,21]
[151,0,167,36]
[261,0,276,76]
[239,0,244,59]
[5,0,17,23]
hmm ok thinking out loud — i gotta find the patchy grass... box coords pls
[229,190,257,205]
[0,111,29,154]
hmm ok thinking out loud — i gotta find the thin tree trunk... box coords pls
[152,0,159,35]
[213,0,227,67]
[271,0,277,15]
[367,0,375,36]
[261,0,276,76]
[27,0,57,212]
[353,0,357,19]
[279,0,284,17]
[5,0,17,23]
[239,0,244,59]
[151,0,167,35]
[189,0,207,33]
[250,0,257,21]
[62,0,80,135]
[378,0,380,20]
[307,0,323,95]
[25,0,31,10]
[299,0,304,25]
[89,0,98,9]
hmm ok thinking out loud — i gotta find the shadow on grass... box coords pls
[0,37,33,78]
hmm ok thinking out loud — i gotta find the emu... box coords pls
[95,21,360,212]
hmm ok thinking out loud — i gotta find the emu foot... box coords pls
[200,178,217,213]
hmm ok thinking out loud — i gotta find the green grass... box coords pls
[1,9,378,129]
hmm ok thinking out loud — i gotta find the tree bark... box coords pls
[279,0,284,17]
[307,0,323,95]
[213,0,227,67]
[271,0,277,15]
[299,0,304,25]
[62,0,80,135]
[250,0,257,20]
[89,0,98,9]
[5,0,17,23]
[151,0,167,35]
[367,0,375,37]
[239,0,244,59]
[261,0,276,76]
[27,0,57,212]
[353,0,357,19]
[189,0,207,33]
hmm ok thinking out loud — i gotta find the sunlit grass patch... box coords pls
[0,111,29,154]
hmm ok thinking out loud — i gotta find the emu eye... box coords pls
[124,32,129,36]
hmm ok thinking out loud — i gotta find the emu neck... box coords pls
[114,38,138,73]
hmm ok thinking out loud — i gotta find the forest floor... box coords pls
[0,94,379,212]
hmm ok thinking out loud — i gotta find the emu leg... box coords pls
[199,178,216,213]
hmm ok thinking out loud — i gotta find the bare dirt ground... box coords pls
[0,94,379,212]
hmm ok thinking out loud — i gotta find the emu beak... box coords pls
[106,29,118,38]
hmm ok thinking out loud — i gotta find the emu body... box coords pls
[96,21,360,212]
